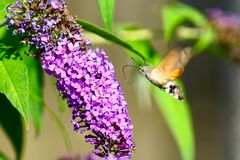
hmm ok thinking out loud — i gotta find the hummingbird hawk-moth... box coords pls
[139,47,192,100]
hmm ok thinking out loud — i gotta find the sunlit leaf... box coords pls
[0,93,23,160]
[0,58,29,128]
[21,52,43,134]
[152,82,195,160]
[97,0,115,32]
[0,0,16,22]
[0,22,43,132]
[14,43,44,134]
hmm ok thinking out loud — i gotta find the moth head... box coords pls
[139,66,153,76]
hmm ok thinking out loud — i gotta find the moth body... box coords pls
[139,66,168,86]
[138,47,192,100]
[139,66,184,100]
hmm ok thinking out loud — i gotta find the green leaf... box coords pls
[17,45,43,134]
[161,2,215,52]
[22,52,43,134]
[0,27,32,129]
[0,31,32,129]
[0,93,23,160]
[0,0,16,22]
[0,28,22,46]
[162,2,206,41]
[97,0,115,32]
[0,42,12,59]
[193,26,215,52]
[0,59,29,128]
[152,82,195,160]
[76,19,145,65]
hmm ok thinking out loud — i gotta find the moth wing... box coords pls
[154,47,192,80]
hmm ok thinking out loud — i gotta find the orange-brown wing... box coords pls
[153,47,192,80]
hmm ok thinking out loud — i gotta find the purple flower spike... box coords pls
[207,8,240,60]
[6,0,135,159]
[42,35,135,158]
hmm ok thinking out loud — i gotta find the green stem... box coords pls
[44,102,73,153]
[76,19,145,65]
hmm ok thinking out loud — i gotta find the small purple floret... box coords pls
[51,0,60,9]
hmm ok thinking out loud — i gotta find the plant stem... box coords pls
[44,102,73,153]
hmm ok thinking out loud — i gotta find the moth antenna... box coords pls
[122,64,138,81]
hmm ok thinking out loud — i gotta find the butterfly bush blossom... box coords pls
[6,0,134,159]
[208,8,240,61]
[208,8,240,44]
